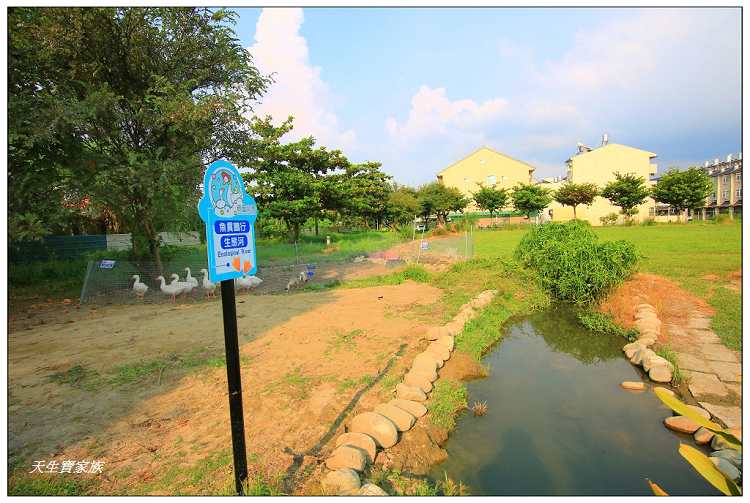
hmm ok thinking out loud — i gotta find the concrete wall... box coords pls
[105,232,201,251]
[437,147,534,211]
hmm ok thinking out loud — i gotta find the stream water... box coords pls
[429,308,720,496]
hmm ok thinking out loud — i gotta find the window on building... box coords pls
[501,175,507,182]
[723,175,730,184]
[723,190,729,201]
[737,173,742,182]
[736,187,742,199]
[486,175,496,185]
[711,193,717,201]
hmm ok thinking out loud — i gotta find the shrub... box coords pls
[641,218,656,226]
[514,220,638,305]
[600,213,619,226]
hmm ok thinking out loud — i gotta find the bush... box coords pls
[600,213,619,226]
[641,218,656,226]
[514,220,638,305]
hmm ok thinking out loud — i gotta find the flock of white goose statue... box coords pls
[133,267,262,302]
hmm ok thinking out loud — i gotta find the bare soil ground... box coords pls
[9,237,465,495]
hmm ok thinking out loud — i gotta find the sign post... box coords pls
[198,160,258,495]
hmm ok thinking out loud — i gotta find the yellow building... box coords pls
[543,139,658,225]
[436,147,535,210]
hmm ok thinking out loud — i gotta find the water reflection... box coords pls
[429,307,719,496]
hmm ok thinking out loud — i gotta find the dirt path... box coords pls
[9,278,452,494]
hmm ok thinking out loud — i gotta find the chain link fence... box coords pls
[78,229,475,305]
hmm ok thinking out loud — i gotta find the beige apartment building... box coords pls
[542,136,658,225]
[436,147,535,212]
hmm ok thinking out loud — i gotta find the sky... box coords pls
[233,7,741,185]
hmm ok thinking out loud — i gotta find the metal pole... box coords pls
[220,280,248,495]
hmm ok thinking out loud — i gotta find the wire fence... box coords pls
[78,229,475,305]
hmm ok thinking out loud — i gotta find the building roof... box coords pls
[437,146,536,176]
[565,143,657,164]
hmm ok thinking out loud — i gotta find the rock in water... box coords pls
[711,429,742,451]
[403,372,433,393]
[694,427,715,445]
[375,403,416,432]
[322,468,361,494]
[621,381,646,391]
[396,383,427,402]
[664,415,700,434]
[649,365,673,383]
[686,405,711,420]
[388,398,427,418]
[350,412,399,448]
[358,483,388,495]
[710,457,741,483]
[711,449,742,469]
[335,432,377,463]
[623,342,645,358]
[326,445,368,471]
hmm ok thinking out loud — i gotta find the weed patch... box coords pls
[654,345,683,386]
[428,379,468,430]
[576,310,638,342]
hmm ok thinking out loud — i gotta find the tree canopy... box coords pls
[511,184,552,219]
[386,185,420,227]
[472,185,509,217]
[651,167,712,218]
[553,182,599,219]
[601,172,651,218]
[417,183,468,226]
[9,7,270,271]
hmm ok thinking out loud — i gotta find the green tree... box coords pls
[8,7,270,272]
[386,186,420,227]
[472,185,509,219]
[601,172,651,220]
[337,162,393,229]
[417,183,468,226]
[553,182,599,219]
[244,116,349,242]
[511,184,552,222]
[651,167,712,221]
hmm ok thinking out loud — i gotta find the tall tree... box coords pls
[338,162,393,229]
[386,186,420,228]
[243,116,350,242]
[511,184,552,222]
[601,172,651,220]
[472,185,509,219]
[417,183,468,226]
[651,167,712,221]
[553,182,599,219]
[8,7,270,271]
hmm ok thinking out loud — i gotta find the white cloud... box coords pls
[385,86,508,141]
[248,8,356,150]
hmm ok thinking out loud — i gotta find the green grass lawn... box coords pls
[474,221,741,351]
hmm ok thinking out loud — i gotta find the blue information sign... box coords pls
[198,160,258,283]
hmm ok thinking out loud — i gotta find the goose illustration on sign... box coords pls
[198,160,258,283]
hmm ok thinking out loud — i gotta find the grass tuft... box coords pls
[428,379,468,430]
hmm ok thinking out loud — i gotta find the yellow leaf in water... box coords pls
[678,444,742,496]
[646,479,669,496]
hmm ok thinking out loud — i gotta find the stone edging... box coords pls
[622,303,674,383]
[319,290,498,495]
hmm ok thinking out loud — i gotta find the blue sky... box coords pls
[234,7,741,185]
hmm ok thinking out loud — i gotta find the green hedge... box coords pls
[514,220,638,305]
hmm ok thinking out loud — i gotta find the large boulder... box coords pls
[322,468,361,494]
[426,343,450,362]
[711,429,742,451]
[326,445,368,471]
[630,347,654,366]
[388,398,427,418]
[358,483,388,496]
[664,415,700,434]
[403,372,433,393]
[643,355,670,373]
[623,342,645,359]
[408,367,438,383]
[436,335,455,352]
[375,403,416,432]
[396,383,427,402]
[413,353,440,372]
[335,432,377,463]
[426,326,448,341]
[350,412,399,448]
